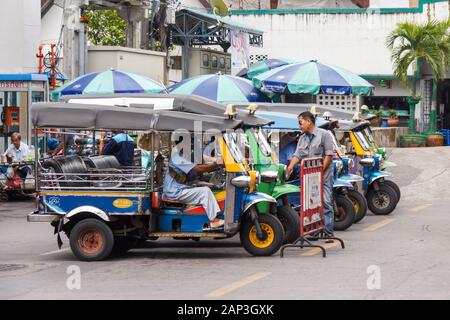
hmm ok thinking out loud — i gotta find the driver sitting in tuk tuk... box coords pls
[163,143,225,229]
[3,132,30,179]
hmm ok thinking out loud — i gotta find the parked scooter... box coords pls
[0,154,35,201]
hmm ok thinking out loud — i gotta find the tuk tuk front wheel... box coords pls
[367,184,398,215]
[276,205,300,244]
[347,190,368,223]
[240,214,285,256]
[381,180,401,201]
[334,194,355,231]
[69,218,114,261]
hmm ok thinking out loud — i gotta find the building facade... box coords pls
[230,0,450,131]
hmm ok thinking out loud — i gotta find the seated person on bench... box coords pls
[3,132,30,180]
[163,152,224,229]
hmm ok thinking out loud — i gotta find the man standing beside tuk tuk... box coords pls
[287,111,335,239]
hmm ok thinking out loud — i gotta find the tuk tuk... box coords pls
[27,102,287,261]
[59,94,303,244]
[255,110,361,230]
[334,119,400,215]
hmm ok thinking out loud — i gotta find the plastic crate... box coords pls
[438,129,450,146]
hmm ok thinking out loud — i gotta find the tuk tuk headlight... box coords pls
[336,160,343,176]
[348,158,354,169]
[260,170,278,183]
[278,164,288,182]
[231,176,251,188]
[359,157,375,167]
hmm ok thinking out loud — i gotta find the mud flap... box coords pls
[53,218,64,249]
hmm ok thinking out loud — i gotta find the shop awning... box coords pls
[0,73,48,81]
[173,8,264,47]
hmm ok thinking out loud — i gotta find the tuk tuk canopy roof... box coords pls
[335,119,371,132]
[257,111,328,130]
[234,103,358,121]
[31,102,243,131]
[59,93,272,127]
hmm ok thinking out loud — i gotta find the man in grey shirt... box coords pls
[287,111,335,237]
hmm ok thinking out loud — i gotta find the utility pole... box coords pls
[159,0,169,84]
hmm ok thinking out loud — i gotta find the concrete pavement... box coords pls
[0,147,449,300]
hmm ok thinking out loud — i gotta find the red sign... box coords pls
[0,81,26,89]
[300,157,324,237]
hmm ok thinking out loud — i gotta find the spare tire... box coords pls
[85,155,121,170]
[42,156,89,189]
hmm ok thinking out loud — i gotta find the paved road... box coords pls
[0,147,449,300]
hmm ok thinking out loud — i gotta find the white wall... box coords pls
[370,0,410,8]
[179,0,208,10]
[232,2,449,76]
[88,46,166,83]
[0,0,41,74]
[41,1,64,44]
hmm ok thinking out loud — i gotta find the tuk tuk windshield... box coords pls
[362,127,376,147]
[223,132,248,164]
[354,130,371,151]
[250,128,273,157]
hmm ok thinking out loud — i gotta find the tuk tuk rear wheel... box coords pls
[240,214,284,256]
[347,190,368,223]
[276,205,300,244]
[334,194,355,231]
[367,184,398,215]
[69,218,114,261]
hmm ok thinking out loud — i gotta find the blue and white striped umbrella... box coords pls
[253,60,374,96]
[246,58,297,79]
[51,70,166,101]
[167,73,271,104]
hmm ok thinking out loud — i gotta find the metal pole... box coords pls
[151,131,155,191]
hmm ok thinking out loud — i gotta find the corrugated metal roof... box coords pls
[179,8,264,35]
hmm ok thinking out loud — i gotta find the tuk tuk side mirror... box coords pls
[247,103,258,115]
[224,104,237,119]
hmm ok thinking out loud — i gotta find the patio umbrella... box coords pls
[167,73,271,104]
[51,70,166,101]
[253,60,374,96]
[246,58,296,79]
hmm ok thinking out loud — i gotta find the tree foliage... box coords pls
[387,19,450,93]
[85,8,126,46]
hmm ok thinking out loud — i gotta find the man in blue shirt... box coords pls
[102,131,134,166]
[163,152,224,229]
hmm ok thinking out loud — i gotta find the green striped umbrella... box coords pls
[167,73,271,104]
[246,58,297,79]
[51,70,166,101]
[253,60,374,96]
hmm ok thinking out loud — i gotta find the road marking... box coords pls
[409,204,432,212]
[206,272,271,298]
[301,242,339,256]
[40,248,70,256]
[363,218,395,232]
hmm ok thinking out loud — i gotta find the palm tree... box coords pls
[387,19,450,95]
[387,19,450,132]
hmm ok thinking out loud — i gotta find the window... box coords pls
[211,55,218,68]
[201,53,210,68]
[219,57,226,69]
[226,58,231,70]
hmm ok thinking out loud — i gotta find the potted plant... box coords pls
[387,109,399,127]
[370,109,383,127]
